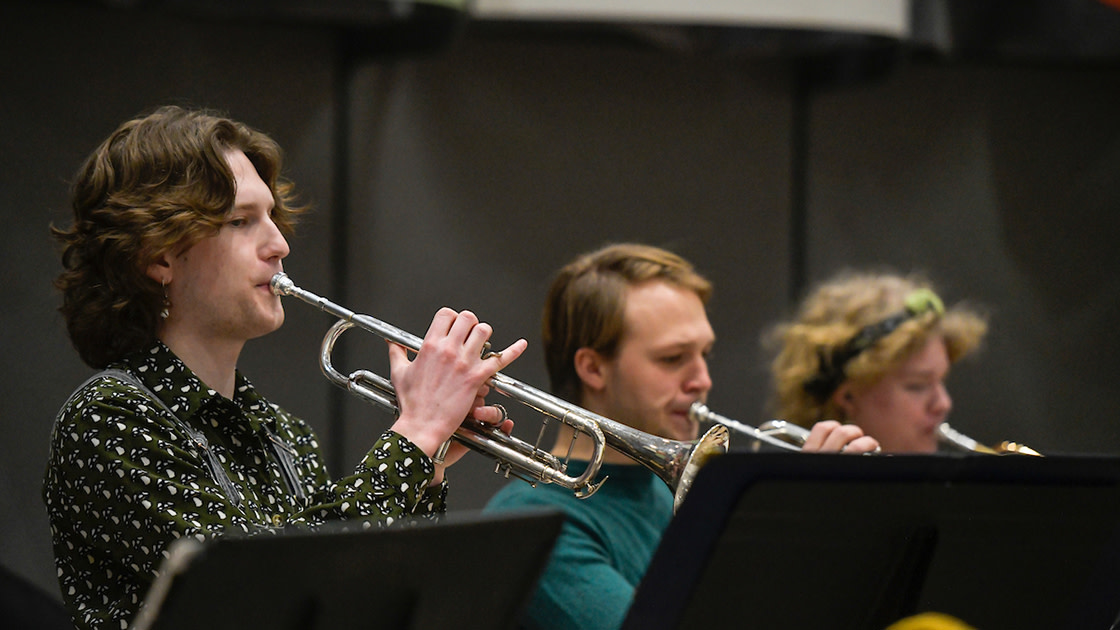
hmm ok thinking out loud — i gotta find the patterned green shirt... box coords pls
[43,342,447,630]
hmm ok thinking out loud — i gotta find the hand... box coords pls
[386,307,527,478]
[801,420,880,454]
[427,385,518,478]
[467,383,516,432]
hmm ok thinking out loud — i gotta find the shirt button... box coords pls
[272,514,284,527]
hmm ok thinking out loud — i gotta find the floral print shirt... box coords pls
[43,342,447,630]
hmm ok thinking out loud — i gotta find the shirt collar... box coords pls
[121,341,271,432]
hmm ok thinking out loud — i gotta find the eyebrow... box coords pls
[650,337,716,354]
[232,198,274,213]
[897,367,948,379]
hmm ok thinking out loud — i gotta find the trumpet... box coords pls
[688,403,803,452]
[693,401,1040,456]
[691,403,880,453]
[271,273,729,511]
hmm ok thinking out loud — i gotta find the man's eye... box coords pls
[227,217,247,227]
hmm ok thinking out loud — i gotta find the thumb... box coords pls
[385,339,410,370]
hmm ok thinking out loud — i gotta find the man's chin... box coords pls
[248,311,285,340]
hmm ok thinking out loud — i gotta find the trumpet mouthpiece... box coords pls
[270,272,293,296]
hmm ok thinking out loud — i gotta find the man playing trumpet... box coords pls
[485,243,878,630]
[43,105,526,630]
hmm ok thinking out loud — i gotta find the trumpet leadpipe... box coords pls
[689,402,803,452]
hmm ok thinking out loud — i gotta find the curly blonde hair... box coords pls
[764,270,988,427]
[52,105,305,368]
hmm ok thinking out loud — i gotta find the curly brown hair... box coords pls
[542,243,712,404]
[764,270,988,427]
[51,105,305,368]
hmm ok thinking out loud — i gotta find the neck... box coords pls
[159,328,243,399]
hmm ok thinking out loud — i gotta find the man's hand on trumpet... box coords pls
[387,307,528,483]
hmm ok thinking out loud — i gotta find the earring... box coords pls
[160,280,171,319]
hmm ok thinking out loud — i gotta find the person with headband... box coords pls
[764,270,988,453]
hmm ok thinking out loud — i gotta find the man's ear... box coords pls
[573,347,607,392]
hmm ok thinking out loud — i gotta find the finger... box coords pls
[422,307,464,344]
[468,394,488,418]
[842,435,881,455]
[822,424,866,453]
[471,404,509,426]
[802,420,840,452]
[445,309,483,346]
[486,338,529,371]
[385,339,411,371]
[463,321,497,362]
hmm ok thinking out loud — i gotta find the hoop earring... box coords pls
[160,280,171,319]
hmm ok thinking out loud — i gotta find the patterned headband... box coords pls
[802,288,945,402]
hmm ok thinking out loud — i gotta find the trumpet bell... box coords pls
[666,424,729,511]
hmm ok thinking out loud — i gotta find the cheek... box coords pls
[615,369,668,412]
[854,388,900,423]
[616,370,654,405]
[881,392,932,431]
[882,391,920,418]
[638,368,677,401]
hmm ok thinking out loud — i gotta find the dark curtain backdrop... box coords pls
[2,0,1118,607]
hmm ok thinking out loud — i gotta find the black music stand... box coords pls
[131,510,564,630]
[623,452,1120,630]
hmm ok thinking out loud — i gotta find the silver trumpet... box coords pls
[693,400,1040,456]
[689,402,804,452]
[692,403,875,453]
[271,272,729,510]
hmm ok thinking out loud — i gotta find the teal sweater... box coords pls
[483,461,673,630]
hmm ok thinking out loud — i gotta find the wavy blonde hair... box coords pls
[764,270,987,427]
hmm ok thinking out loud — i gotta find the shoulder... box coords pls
[45,371,193,493]
[58,371,157,421]
[52,370,186,445]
